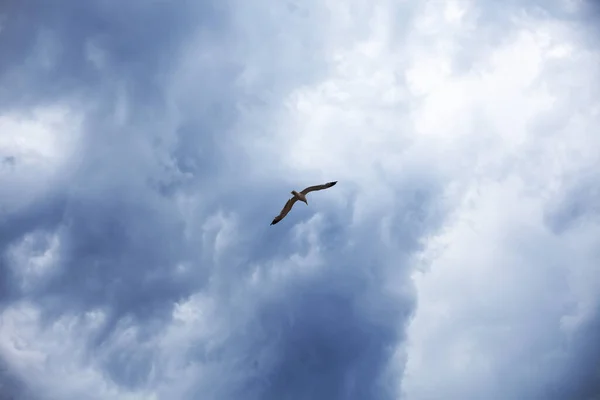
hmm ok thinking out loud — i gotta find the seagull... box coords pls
[270,181,338,225]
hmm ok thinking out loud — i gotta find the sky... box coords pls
[0,0,599,399]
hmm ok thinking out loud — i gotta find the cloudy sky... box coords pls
[1,0,599,399]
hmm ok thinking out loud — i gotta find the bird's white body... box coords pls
[291,190,308,204]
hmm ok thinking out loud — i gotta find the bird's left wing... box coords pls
[300,181,337,195]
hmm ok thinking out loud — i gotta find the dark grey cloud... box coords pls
[567,315,600,400]
[0,0,211,320]
[0,1,426,399]
[0,0,332,321]
[0,358,34,400]
[185,243,416,400]
[1,0,600,399]
[544,172,600,400]
[0,0,226,109]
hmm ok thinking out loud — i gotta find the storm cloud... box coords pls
[0,0,599,399]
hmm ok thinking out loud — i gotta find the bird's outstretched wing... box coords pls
[300,181,337,195]
[270,196,299,225]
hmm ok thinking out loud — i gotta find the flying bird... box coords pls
[270,181,338,225]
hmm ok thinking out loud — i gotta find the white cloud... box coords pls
[0,106,82,216]
[399,6,600,400]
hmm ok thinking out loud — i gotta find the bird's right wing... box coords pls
[270,196,298,225]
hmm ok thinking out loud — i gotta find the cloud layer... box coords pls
[0,1,599,399]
